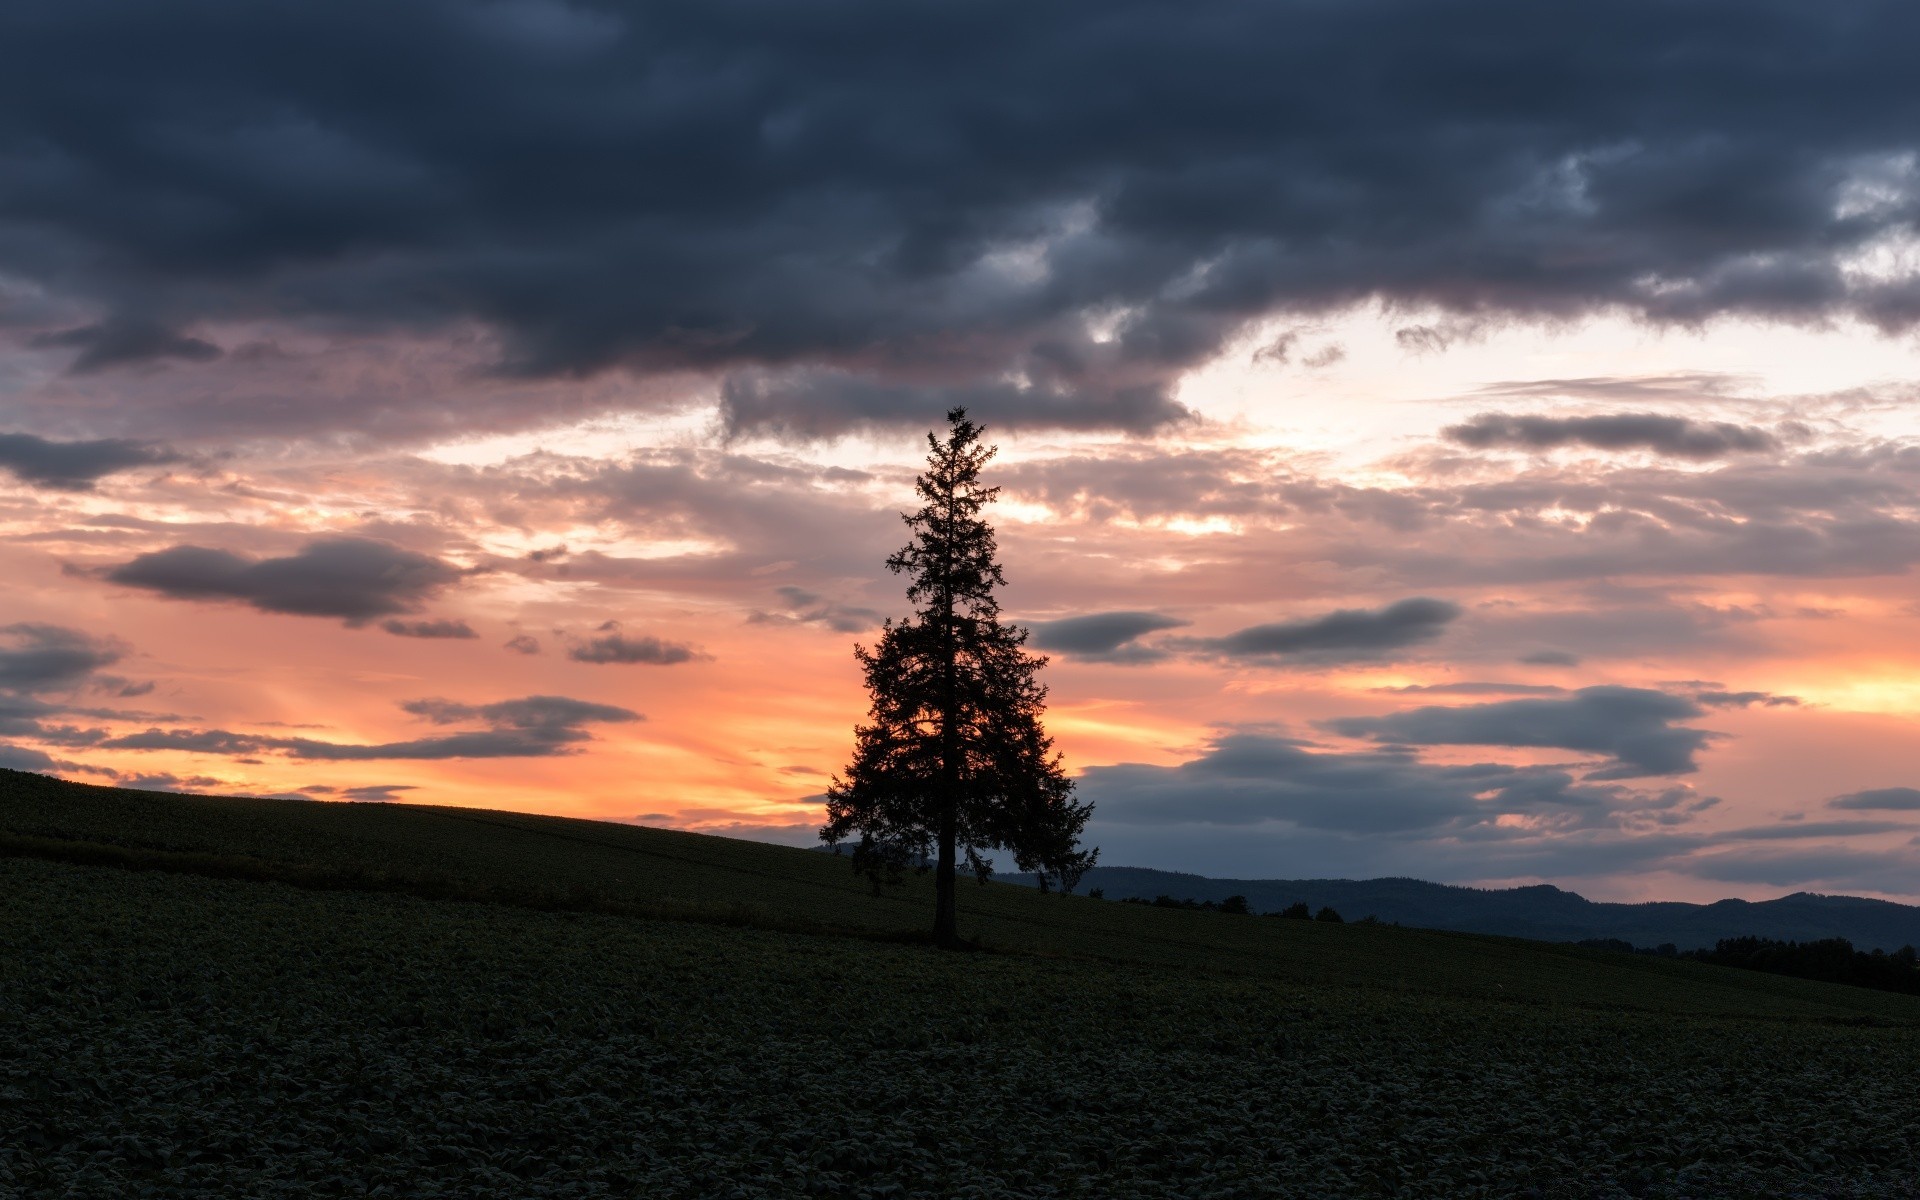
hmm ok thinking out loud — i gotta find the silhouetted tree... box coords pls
[822,409,1096,948]
[1276,902,1312,920]
[1315,906,1344,923]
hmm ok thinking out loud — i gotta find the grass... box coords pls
[4,769,1920,1197]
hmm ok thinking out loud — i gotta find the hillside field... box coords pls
[4,769,1920,1198]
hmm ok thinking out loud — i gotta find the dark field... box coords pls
[4,771,1919,1198]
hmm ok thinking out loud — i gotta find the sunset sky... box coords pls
[3,0,1920,902]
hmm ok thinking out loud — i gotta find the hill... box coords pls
[6,768,1920,1198]
[1004,866,1920,952]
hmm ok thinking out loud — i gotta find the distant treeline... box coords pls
[1577,935,1920,997]
[1110,893,1357,922]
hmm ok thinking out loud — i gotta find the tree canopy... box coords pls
[822,409,1095,947]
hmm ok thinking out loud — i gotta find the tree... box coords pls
[822,408,1096,948]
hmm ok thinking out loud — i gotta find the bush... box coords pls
[1315,907,1344,923]
[1273,902,1312,920]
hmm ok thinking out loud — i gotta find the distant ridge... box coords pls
[995,865,1920,952]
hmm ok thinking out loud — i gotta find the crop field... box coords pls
[6,772,1920,1198]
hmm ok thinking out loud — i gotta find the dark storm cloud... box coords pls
[1026,611,1190,663]
[566,622,702,665]
[102,537,464,624]
[1829,786,1920,812]
[0,624,125,692]
[0,433,184,490]
[1445,413,1780,459]
[1325,686,1712,779]
[1183,598,1462,663]
[379,617,478,639]
[102,693,639,760]
[31,319,222,373]
[7,1,1920,437]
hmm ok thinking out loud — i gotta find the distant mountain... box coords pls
[995,866,1920,952]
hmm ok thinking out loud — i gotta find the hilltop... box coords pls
[6,768,1920,1198]
[1000,866,1920,952]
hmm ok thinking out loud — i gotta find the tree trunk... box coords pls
[932,489,963,949]
[932,796,959,948]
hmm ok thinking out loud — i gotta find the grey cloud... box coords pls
[1685,689,1802,709]
[747,585,884,634]
[1027,611,1190,664]
[1520,651,1581,666]
[718,370,1193,441]
[32,319,222,373]
[1716,820,1913,841]
[0,743,59,771]
[1830,786,1920,811]
[1446,413,1780,459]
[1379,682,1567,696]
[1681,847,1920,893]
[1184,598,1462,663]
[103,693,639,761]
[1082,731,1698,837]
[400,694,640,729]
[1325,686,1712,779]
[1471,373,1753,404]
[0,624,125,692]
[8,3,1920,439]
[337,784,417,802]
[504,634,541,655]
[567,622,701,665]
[0,433,184,489]
[380,618,478,639]
[102,537,464,624]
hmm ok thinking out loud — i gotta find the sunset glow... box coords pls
[4,1,1919,905]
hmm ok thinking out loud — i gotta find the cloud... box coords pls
[566,622,701,665]
[101,693,640,761]
[1026,611,1190,663]
[380,618,478,639]
[1830,786,1920,812]
[1378,682,1568,696]
[747,586,883,634]
[1325,686,1712,779]
[504,634,541,655]
[400,694,640,730]
[336,785,418,803]
[1081,731,1704,837]
[32,319,222,373]
[1445,413,1781,459]
[1676,687,1802,709]
[1182,598,1462,663]
[0,433,184,490]
[9,4,1920,440]
[1520,650,1582,666]
[0,624,126,692]
[102,538,465,624]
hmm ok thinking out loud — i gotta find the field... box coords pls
[5,770,1920,1198]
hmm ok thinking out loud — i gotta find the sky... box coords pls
[3,0,1920,903]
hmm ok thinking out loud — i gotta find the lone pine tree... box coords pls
[823,408,1095,948]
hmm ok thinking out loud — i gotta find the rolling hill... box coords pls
[6,768,1920,1198]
